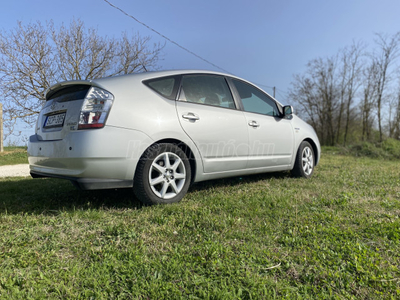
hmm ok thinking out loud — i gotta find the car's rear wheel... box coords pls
[291,141,314,178]
[133,143,191,205]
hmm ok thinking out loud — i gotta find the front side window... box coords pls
[232,79,280,117]
[179,75,236,109]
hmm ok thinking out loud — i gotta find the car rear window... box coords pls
[143,76,180,100]
[47,85,91,102]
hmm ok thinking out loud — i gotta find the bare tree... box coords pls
[314,57,339,146]
[0,21,55,136]
[290,75,323,136]
[0,19,164,137]
[360,61,378,141]
[51,20,115,81]
[372,33,400,142]
[290,56,339,146]
[341,42,364,145]
[0,103,3,152]
[336,53,348,144]
[115,33,162,75]
[389,81,400,139]
[395,93,400,140]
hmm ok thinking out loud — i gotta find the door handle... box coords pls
[182,113,200,121]
[248,120,260,128]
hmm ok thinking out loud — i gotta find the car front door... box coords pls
[176,74,249,173]
[230,79,294,169]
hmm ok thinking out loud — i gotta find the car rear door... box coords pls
[175,74,249,173]
[36,84,92,141]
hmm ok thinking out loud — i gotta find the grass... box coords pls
[0,150,399,298]
[0,147,28,166]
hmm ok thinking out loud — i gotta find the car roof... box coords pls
[46,70,280,104]
[93,69,234,82]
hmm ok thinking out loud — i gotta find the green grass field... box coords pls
[0,147,28,166]
[0,149,399,299]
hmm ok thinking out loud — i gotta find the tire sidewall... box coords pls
[294,141,315,179]
[135,143,191,205]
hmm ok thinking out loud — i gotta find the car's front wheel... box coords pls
[291,141,315,178]
[133,143,191,205]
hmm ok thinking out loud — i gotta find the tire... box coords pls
[133,143,191,205]
[291,141,315,178]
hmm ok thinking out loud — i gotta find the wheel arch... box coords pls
[303,138,319,165]
[137,138,198,184]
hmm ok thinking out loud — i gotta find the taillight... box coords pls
[78,87,114,130]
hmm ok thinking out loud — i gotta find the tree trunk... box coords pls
[0,103,3,152]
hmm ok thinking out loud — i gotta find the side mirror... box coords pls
[283,105,294,118]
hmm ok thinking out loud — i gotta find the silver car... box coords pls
[28,70,320,204]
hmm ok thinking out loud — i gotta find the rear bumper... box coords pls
[28,126,154,188]
[30,170,133,190]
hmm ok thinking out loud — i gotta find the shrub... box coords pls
[331,139,400,160]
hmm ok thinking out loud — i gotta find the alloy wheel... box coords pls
[148,152,186,199]
[302,146,314,176]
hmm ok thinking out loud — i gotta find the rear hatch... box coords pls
[36,81,114,141]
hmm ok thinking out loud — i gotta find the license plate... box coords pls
[44,113,66,128]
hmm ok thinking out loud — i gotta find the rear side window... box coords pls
[179,75,236,109]
[47,85,91,102]
[144,76,180,100]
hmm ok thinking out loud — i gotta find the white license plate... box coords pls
[44,113,66,128]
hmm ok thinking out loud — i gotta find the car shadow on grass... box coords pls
[0,171,292,215]
[0,177,144,215]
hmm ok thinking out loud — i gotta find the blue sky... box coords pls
[1,0,400,144]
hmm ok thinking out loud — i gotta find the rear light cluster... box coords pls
[78,87,114,130]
